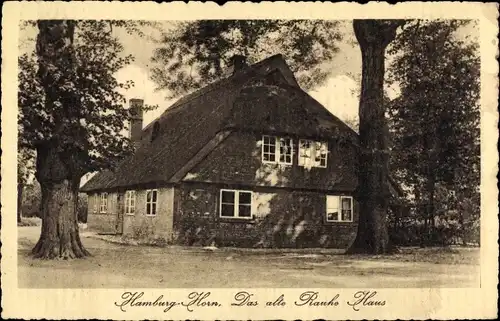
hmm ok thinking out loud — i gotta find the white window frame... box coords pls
[314,141,328,168]
[145,189,158,216]
[298,139,328,168]
[326,195,353,222]
[261,135,293,165]
[124,190,136,215]
[219,189,253,220]
[99,192,108,213]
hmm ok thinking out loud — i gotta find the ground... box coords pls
[18,224,480,288]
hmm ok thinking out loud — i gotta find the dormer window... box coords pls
[262,135,293,165]
[298,139,328,168]
[151,122,160,142]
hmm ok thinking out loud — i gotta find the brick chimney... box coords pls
[224,55,248,76]
[129,98,144,146]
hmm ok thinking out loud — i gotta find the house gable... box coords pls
[226,84,359,144]
[181,130,359,192]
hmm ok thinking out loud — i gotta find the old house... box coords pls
[81,54,401,249]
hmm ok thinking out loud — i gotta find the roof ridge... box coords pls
[142,54,284,132]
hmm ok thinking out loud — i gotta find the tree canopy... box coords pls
[387,19,479,199]
[386,19,480,245]
[18,20,143,178]
[150,20,343,98]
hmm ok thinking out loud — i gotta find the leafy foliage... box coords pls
[387,20,480,245]
[151,20,343,98]
[18,20,144,177]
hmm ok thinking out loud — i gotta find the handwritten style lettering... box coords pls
[231,291,258,306]
[294,291,339,307]
[181,292,221,312]
[114,291,220,313]
[266,294,286,306]
[347,290,386,311]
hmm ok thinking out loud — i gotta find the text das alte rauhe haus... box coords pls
[114,290,385,313]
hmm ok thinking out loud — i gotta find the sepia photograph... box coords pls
[1,2,498,320]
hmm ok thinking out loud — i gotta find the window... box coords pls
[298,139,312,166]
[146,189,158,216]
[125,190,136,215]
[262,135,293,165]
[326,195,353,222]
[151,122,160,142]
[279,138,293,164]
[314,141,328,167]
[298,139,328,168]
[220,189,253,219]
[262,135,277,162]
[93,194,98,213]
[99,192,108,213]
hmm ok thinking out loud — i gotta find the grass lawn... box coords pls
[18,225,480,288]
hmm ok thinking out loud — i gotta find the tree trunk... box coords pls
[427,176,436,245]
[32,144,90,259]
[421,203,428,247]
[17,182,24,223]
[347,20,402,254]
[422,115,437,247]
[32,20,90,259]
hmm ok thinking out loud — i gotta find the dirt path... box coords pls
[18,226,480,288]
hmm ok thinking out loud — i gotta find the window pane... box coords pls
[326,195,339,221]
[327,211,339,221]
[279,138,292,164]
[146,191,152,202]
[146,204,151,215]
[268,154,275,162]
[342,210,352,221]
[239,192,251,205]
[238,205,251,217]
[326,196,339,211]
[152,203,157,215]
[152,190,157,202]
[221,191,235,203]
[341,197,352,210]
[221,204,235,217]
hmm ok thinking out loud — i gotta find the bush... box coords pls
[77,193,88,223]
[389,212,480,247]
[20,181,89,222]
[18,217,42,227]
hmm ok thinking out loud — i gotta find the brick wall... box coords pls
[183,131,358,192]
[173,184,358,249]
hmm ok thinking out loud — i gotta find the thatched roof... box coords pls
[80,54,363,193]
